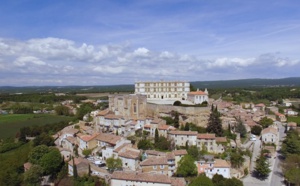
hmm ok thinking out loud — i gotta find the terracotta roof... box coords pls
[197,133,215,139]
[144,124,151,128]
[214,159,230,168]
[78,133,99,142]
[151,118,162,124]
[65,136,77,144]
[171,178,186,186]
[68,157,89,166]
[174,150,188,156]
[145,150,166,156]
[275,112,285,117]
[166,152,175,160]
[111,171,171,184]
[287,122,297,127]
[61,127,79,135]
[96,133,122,145]
[216,137,227,143]
[140,156,168,166]
[104,114,122,119]
[169,131,197,135]
[262,127,278,135]
[255,103,266,107]
[118,148,140,159]
[113,143,132,153]
[97,109,110,116]
[188,90,207,95]
[158,124,176,130]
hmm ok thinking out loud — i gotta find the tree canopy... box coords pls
[106,156,122,172]
[254,154,271,179]
[189,174,213,186]
[207,106,223,137]
[176,155,197,177]
[259,117,273,128]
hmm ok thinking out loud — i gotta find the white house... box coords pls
[168,131,197,147]
[204,159,231,179]
[111,171,173,186]
[261,127,279,145]
[118,147,140,171]
[187,89,209,104]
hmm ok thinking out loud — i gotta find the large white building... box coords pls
[135,81,190,101]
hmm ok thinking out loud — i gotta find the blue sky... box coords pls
[0,0,299,86]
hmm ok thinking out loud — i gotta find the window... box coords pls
[133,103,137,113]
[153,166,157,169]
[160,165,164,169]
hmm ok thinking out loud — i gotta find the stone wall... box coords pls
[146,103,210,127]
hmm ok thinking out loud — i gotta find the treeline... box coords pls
[281,129,300,185]
[0,93,87,104]
[209,87,300,103]
[18,120,71,142]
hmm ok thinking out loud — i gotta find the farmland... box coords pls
[0,114,75,139]
[287,116,300,125]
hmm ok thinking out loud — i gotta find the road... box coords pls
[243,122,286,186]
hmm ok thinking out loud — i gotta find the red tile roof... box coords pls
[140,156,168,166]
[197,133,215,139]
[188,91,207,95]
[169,131,197,135]
[214,159,230,168]
[118,148,140,159]
[174,150,188,156]
[111,171,171,184]
[95,133,122,145]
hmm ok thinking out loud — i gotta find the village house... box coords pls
[261,127,279,145]
[77,133,99,151]
[284,108,299,116]
[197,133,225,154]
[68,157,89,176]
[158,125,177,138]
[275,112,287,122]
[117,147,141,171]
[173,150,188,168]
[168,131,197,147]
[110,171,186,186]
[187,89,209,104]
[287,122,297,131]
[140,156,169,176]
[197,156,231,179]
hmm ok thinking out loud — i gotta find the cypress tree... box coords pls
[207,105,223,137]
[155,128,159,143]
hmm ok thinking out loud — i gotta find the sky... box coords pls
[0,0,300,86]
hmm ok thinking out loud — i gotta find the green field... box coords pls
[0,114,75,139]
[0,142,32,185]
[287,116,300,125]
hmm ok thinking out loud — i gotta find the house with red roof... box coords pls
[187,88,209,104]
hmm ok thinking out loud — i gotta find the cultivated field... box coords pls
[0,114,75,139]
[287,116,300,125]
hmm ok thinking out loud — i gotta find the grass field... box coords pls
[0,142,32,184]
[0,114,75,139]
[287,116,300,125]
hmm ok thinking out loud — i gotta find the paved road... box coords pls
[269,122,286,186]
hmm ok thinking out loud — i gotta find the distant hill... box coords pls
[190,77,300,89]
[0,77,299,94]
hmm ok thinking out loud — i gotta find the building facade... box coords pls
[135,81,190,101]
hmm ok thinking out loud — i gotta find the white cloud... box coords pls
[0,37,299,86]
[14,56,46,67]
[133,47,150,57]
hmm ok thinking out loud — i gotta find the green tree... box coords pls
[251,125,262,135]
[230,150,245,168]
[29,145,50,164]
[174,111,180,128]
[259,117,273,128]
[39,148,62,175]
[137,139,153,150]
[235,118,247,138]
[23,165,43,186]
[189,174,213,186]
[176,155,197,177]
[106,156,122,172]
[82,149,92,157]
[155,136,171,151]
[282,154,300,185]
[254,154,271,179]
[155,128,159,143]
[33,133,54,147]
[184,123,190,131]
[206,106,223,137]
[54,105,70,116]
[281,130,300,155]
[187,145,200,161]
[76,102,94,120]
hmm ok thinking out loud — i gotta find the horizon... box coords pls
[0,77,299,87]
[1,1,300,86]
